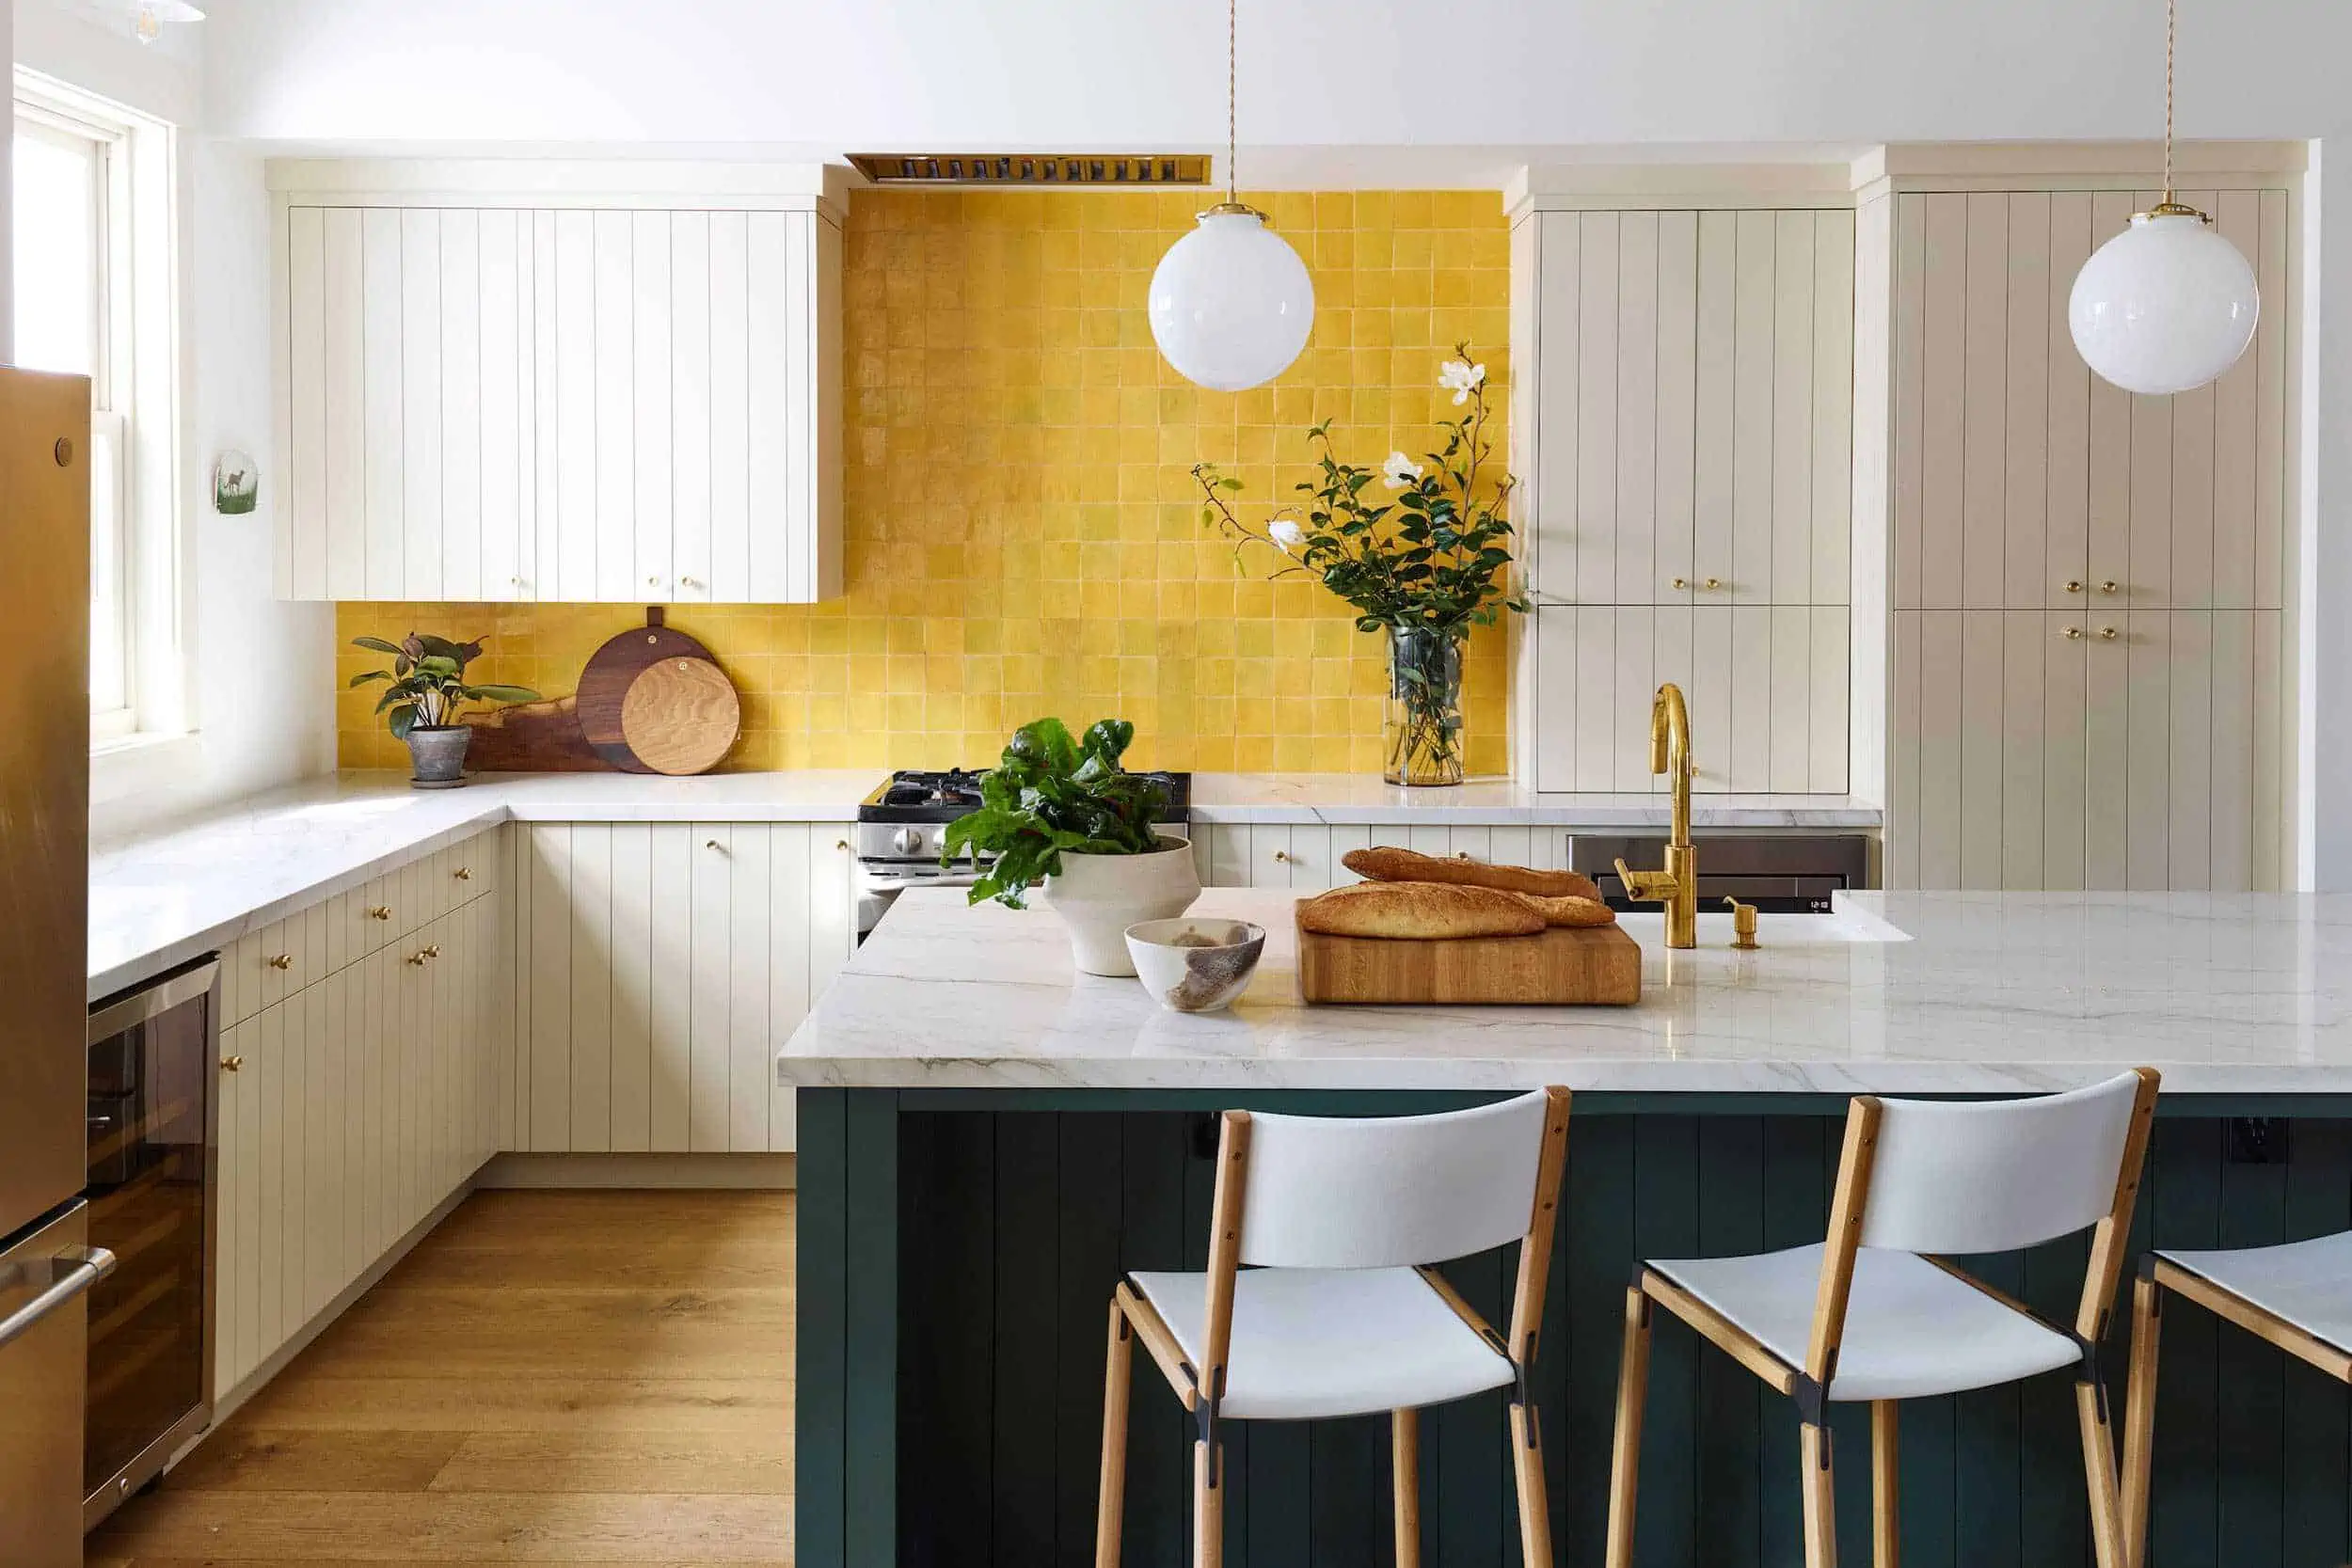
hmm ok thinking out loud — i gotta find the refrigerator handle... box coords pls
[0,1245,115,1352]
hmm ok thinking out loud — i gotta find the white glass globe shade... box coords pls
[2068,211,2259,396]
[1148,210,1314,392]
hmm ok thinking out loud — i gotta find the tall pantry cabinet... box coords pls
[1852,150,2299,891]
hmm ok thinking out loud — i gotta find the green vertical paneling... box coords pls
[2152,1119,2224,1568]
[1692,1117,1765,1568]
[1563,1113,1638,1562]
[795,1086,848,1568]
[2281,1120,2352,1568]
[992,1115,1059,1564]
[851,1096,2352,1568]
[843,1092,899,1568]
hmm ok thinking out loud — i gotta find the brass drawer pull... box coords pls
[220,1054,244,1072]
[406,950,429,966]
[1671,577,1688,590]
[835,838,850,851]
[453,866,472,880]
[1271,849,1291,863]
[1703,577,1723,591]
[2062,626,2085,640]
[2099,626,2120,641]
[267,954,293,971]
[2064,579,2085,594]
[368,905,392,921]
[2099,579,2120,594]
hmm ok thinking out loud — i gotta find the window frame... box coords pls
[12,71,186,759]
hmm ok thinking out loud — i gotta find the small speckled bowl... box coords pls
[1123,918,1267,1013]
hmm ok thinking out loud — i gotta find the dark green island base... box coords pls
[796,1088,2352,1568]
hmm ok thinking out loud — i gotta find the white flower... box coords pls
[1381,451,1424,491]
[1267,517,1306,554]
[1438,358,1486,405]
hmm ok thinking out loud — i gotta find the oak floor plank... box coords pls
[429,1431,788,1495]
[88,1189,796,1563]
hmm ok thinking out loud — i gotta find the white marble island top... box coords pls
[778,888,2352,1097]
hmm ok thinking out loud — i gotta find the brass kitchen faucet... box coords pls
[1614,683,1698,949]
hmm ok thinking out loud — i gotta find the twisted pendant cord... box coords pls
[1227,0,1238,202]
[2163,0,2175,202]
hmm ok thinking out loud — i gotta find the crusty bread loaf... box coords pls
[1342,846,1604,903]
[1296,880,1547,941]
[1508,893,1618,928]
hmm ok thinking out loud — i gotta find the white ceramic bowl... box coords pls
[1123,918,1267,1013]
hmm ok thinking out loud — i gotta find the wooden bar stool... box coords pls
[2120,1230,2352,1568]
[1605,1069,2161,1568]
[1094,1086,1572,1568]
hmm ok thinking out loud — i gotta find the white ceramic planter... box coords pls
[1041,836,1201,977]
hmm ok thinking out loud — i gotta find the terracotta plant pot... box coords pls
[405,724,471,788]
[1041,835,1201,977]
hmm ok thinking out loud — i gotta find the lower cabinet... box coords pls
[512,821,857,1155]
[1188,822,1572,888]
[213,889,506,1398]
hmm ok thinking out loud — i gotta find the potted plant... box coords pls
[943,718,1200,977]
[1193,343,1525,785]
[350,633,541,788]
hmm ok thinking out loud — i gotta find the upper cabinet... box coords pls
[268,162,845,603]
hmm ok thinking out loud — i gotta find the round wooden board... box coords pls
[619,656,741,775]
[577,618,723,771]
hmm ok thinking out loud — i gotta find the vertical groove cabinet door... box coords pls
[213,1020,248,1397]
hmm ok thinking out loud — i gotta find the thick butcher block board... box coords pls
[1295,913,1643,1006]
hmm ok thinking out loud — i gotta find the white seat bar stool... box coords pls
[1604,1069,2161,1568]
[1094,1086,1573,1568]
[2120,1230,2352,1568]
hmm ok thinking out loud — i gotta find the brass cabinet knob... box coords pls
[267,953,292,971]
[2099,626,2120,641]
[2064,580,2085,594]
[368,905,392,921]
[680,576,701,589]
[706,838,723,850]
[406,950,429,966]
[2099,579,2120,594]
[835,839,850,851]
[453,866,471,880]
[220,1054,244,1072]
[1271,849,1291,863]
[2062,626,2086,640]
[1703,577,1723,591]
[1671,577,1689,590]
[422,943,440,959]
[648,575,662,587]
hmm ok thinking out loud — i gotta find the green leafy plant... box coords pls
[349,633,541,741]
[941,718,1172,909]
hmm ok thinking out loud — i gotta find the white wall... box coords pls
[14,0,334,838]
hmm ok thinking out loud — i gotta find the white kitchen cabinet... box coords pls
[1509,202,1853,793]
[1189,823,1566,888]
[271,165,843,603]
[213,874,506,1401]
[514,821,855,1155]
[1868,176,2294,890]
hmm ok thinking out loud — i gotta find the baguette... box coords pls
[1296,880,1546,941]
[1508,892,1618,928]
[1342,846,1603,903]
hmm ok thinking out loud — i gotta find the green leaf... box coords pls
[465,684,542,705]
[351,636,405,656]
[348,670,390,688]
[387,703,418,740]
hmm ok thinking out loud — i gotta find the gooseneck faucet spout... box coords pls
[1614,682,1700,949]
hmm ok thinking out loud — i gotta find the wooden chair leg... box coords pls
[1510,1399,1555,1568]
[1801,1420,1839,1568]
[1096,1297,1133,1568]
[1391,1407,1421,1568]
[2120,1273,2163,1568]
[2077,1378,2128,1568]
[1192,1435,1225,1568]
[1604,1285,1652,1568]
[1871,1402,1899,1568]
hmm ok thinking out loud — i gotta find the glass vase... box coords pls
[1382,624,1467,786]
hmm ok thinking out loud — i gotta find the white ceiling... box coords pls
[201,0,2352,184]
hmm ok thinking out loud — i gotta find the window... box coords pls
[12,72,181,752]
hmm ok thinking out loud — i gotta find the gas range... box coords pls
[853,768,1192,867]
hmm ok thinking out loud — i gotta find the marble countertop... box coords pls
[777,887,2352,1096]
[1189,774,1880,828]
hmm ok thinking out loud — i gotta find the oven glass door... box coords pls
[84,968,213,1498]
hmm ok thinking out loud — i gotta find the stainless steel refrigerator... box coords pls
[0,366,111,1566]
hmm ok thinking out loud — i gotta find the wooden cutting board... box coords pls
[1295,911,1643,1006]
[620,654,740,775]
[576,609,734,774]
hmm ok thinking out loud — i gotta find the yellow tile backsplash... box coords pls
[337,187,1513,774]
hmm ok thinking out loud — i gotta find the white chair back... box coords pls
[1857,1071,2147,1256]
[1235,1090,1552,1270]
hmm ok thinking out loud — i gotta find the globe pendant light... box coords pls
[2068,0,2258,396]
[1148,0,1314,392]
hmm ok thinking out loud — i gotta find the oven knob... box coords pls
[891,827,925,857]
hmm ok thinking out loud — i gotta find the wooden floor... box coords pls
[87,1189,794,1566]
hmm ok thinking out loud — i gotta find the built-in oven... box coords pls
[82,955,218,1529]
